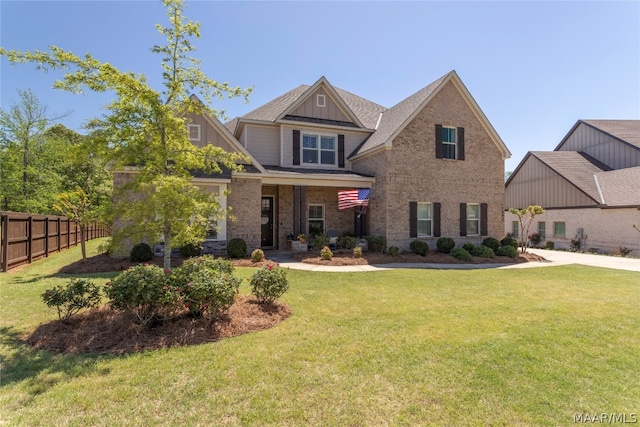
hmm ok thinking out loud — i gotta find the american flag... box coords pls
[338,188,371,210]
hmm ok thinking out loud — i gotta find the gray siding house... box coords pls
[505,120,640,254]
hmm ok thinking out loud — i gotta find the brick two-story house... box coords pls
[116,70,511,253]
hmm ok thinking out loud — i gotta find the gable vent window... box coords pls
[188,124,201,142]
[316,94,326,108]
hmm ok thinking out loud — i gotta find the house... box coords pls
[116,70,511,253]
[505,120,640,254]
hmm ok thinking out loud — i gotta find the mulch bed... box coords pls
[27,295,291,355]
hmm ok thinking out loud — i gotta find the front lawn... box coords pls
[1,239,638,426]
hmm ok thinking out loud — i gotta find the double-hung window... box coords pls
[442,127,456,159]
[538,222,546,239]
[554,222,565,238]
[511,221,519,237]
[466,203,480,236]
[417,203,432,237]
[302,133,336,165]
[308,204,325,236]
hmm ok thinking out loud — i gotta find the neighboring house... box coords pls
[115,70,511,253]
[505,120,640,254]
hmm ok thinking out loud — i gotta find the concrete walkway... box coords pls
[267,249,640,273]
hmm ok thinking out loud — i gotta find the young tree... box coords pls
[0,89,69,212]
[508,205,545,253]
[1,0,251,269]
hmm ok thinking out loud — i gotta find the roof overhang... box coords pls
[237,170,375,188]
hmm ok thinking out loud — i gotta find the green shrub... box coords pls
[227,238,247,259]
[409,240,428,256]
[436,237,455,254]
[482,237,500,252]
[353,246,362,258]
[313,234,330,251]
[388,246,400,256]
[496,245,518,258]
[338,234,357,249]
[251,248,265,263]
[500,236,519,250]
[179,242,201,258]
[320,246,333,260]
[177,255,234,276]
[250,265,289,304]
[181,268,241,319]
[545,241,555,250]
[451,247,472,261]
[365,235,386,253]
[105,264,180,325]
[462,243,475,252]
[130,242,153,262]
[42,278,102,320]
[472,245,495,258]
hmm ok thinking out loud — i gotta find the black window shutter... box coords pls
[409,202,417,238]
[338,134,345,168]
[435,124,443,159]
[433,202,441,237]
[460,203,467,236]
[458,127,465,161]
[480,203,488,236]
[293,130,300,165]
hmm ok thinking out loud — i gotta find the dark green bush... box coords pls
[482,237,500,252]
[338,235,357,249]
[181,268,241,319]
[545,241,555,250]
[496,245,518,258]
[500,236,519,250]
[130,242,153,262]
[451,247,471,261]
[226,238,247,259]
[42,278,102,320]
[365,235,386,253]
[436,237,455,254]
[313,234,330,251]
[409,240,428,256]
[462,243,475,252]
[105,264,180,325]
[179,242,201,258]
[250,265,289,304]
[178,255,234,276]
[472,245,495,258]
[388,246,400,256]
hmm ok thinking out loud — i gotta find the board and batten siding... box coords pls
[558,122,640,169]
[506,156,597,209]
[187,115,235,153]
[243,124,280,166]
[289,87,353,124]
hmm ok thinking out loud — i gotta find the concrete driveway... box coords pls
[524,249,640,272]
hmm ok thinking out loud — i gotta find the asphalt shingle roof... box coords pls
[582,120,640,149]
[595,166,640,206]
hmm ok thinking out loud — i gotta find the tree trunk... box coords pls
[80,224,87,260]
[163,223,172,271]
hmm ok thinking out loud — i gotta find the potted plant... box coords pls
[297,234,307,243]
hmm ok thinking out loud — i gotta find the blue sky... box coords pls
[1,1,639,172]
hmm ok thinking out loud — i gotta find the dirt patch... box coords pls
[26,295,291,355]
[294,250,545,266]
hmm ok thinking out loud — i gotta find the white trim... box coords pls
[277,119,374,133]
[188,123,201,141]
[316,94,326,108]
[594,174,606,205]
[280,126,284,166]
[254,172,374,188]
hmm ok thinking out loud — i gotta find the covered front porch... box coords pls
[257,167,374,250]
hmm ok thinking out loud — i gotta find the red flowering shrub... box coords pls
[249,265,289,304]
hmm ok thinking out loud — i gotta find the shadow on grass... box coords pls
[0,326,113,396]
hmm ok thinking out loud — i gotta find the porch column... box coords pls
[293,185,307,236]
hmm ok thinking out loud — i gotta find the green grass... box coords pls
[1,239,639,426]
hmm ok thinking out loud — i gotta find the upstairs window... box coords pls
[188,124,201,142]
[436,124,465,160]
[442,127,456,159]
[302,133,336,165]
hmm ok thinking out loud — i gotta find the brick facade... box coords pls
[353,81,505,250]
[227,177,262,251]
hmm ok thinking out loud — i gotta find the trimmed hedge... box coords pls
[409,240,429,256]
[436,237,455,254]
[130,242,153,262]
[482,237,500,252]
[451,247,471,261]
[227,238,247,259]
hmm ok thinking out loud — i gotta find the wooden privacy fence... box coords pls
[0,212,111,272]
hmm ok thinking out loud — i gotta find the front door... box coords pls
[261,196,274,247]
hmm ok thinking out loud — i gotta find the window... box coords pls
[466,204,480,236]
[316,94,326,107]
[442,126,456,159]
[417,203,432,237]
[308,204,324,236]
[511,221,519,238]
[188,124,201,141]
[205,218,218,240]
[302,133,336,165]
[554,222,565,238]
[538,222,546,240]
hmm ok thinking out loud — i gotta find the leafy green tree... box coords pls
[508,205,545,253]
[0,89,69,212]
[1,0,251,269]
